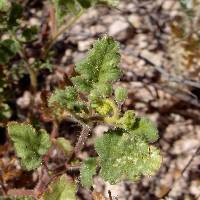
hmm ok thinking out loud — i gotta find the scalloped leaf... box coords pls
[114,87,128,103]
[71,36,121,95]
[95,130,161,184]
[80,157,97,188]
[48,86,86,113]
[117,110,135,130]
[42,174,77,200]
[131,117,159,143]
[7,122,51,170]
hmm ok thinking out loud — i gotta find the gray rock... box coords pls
[108,20,130,41]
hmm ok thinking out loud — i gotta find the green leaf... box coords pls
[42,174,77,200]
[72,36,121,94]
[114,87,128,102]
[7,122,51,170]
[117,110,135,130]
[131,117,159,143]
[89,83,112,101]
[48,86,86,112]
[95,130,161,184]
[0,39,20,64]
[55,137,73,156]
[80,157,97,188]
[92,99,113,116]
[8,3,23,27]
[52,0,81,25]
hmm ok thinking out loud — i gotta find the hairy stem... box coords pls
[74,124,91,155]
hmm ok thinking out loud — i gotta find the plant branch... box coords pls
[74,124,91,155]
[10,31,38,92]
[43,10,84,59]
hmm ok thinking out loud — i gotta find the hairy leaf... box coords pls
[48,86,86,112]
[7,122,51,170]
[42,174,77,200]
[92,99,113,116]
[80,157,97,188]
[95,130,161,184]
[131,117,159,143]
[117,110,135,130]
[114,87,128,102]
[72,36,121,95]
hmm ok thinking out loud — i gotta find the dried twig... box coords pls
[162,145,200,198]
[138,53,200,90]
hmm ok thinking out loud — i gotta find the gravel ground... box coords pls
[1,0,200,199]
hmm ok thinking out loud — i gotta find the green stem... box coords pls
[10,31,38,92]
[44,10,84,59]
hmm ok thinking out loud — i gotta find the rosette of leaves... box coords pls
[48,36,162,188]
[48,36,162,187]
[48,36,121,115]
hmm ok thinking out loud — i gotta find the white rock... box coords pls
[17,91,31,109]
[109,20,129,37]
[140,50,163,66]
[128,14,141,29]
[78,39,94,52]
[30,17,40,26]
[93,125,109,137]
